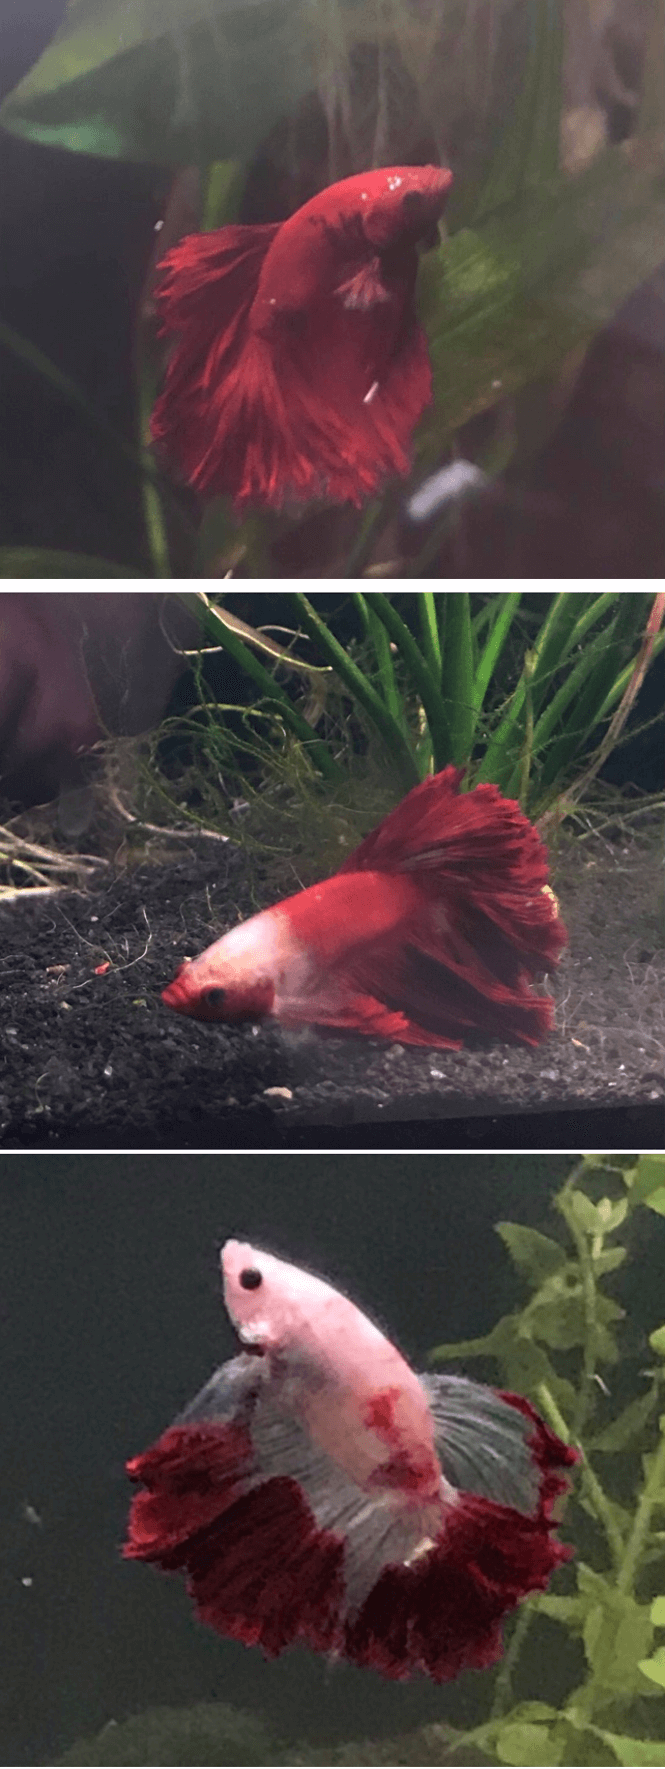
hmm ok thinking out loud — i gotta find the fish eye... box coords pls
[203,987,226,1005]
[239,1267,263,1290]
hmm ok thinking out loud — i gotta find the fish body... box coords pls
[126,1241,578,1681]
[162,767,567,1047]
[150,165,452,512]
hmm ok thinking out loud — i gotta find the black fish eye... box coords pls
[239,1267,262,1290]
[204,987,226,1005]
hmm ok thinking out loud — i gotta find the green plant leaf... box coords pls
[535,1594,586,1629]
[419,139,665,466]
[598,1736,665,1767]
[495,1722,562,1766]
[644,1191,665,1217]
[629,1160,665,1202]
[569,1190,608,1236]
[591,1247,628,1277]
[590,1388,661,1455]
[551,1720,619,1767]
[582,1583,654,1692]
[637,1647,665,1690]
[524,1271,623,1358]
[472,0,563,223]
[0,547,137,577]
[651,1598,665,1626]
[649,1327,665,1359]
[496,1222,567,1286]
[0,0,357,166]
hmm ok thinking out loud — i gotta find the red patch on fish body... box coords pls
[151,165,451,511]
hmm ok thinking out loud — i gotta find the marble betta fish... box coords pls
[150,165,452,512]
[125,1241,578,1681]
[162,766,567,1047]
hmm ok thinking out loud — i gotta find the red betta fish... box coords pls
[162,766,567,1048]
[150,165,452,512]
[126,1240,578,1681]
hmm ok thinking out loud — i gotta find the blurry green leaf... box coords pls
[598,1736,665,1767]
[649,1328,665,1359]
[552,1721,618,1767]
[591,1247,628,1277]
[0,547,137,577]
[595,1198,630,1234]
[644,1191,665,1218]
[651,1598,665,1626]
[628,1155,665,1204]
[590,1388,661,1455]
[419,138,665,455]
[496,1222,567,1286]
[569,1190,607,1236]
[524,1271,623,1358]
[637,1648,665,1690]
[582,1586,653,1691]
[495,1722,562,1766]
[0,0,357,165]
[473,0,563,222]
[536,1594,586,1629]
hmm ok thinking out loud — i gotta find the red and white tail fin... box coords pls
[125,1354,577,1681]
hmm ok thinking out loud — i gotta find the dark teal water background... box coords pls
[0,1152,654,1765]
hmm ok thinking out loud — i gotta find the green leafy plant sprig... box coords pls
[422,1151,665,1768]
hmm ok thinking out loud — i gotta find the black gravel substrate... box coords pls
[1,817,663,1151]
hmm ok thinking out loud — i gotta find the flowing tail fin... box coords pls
[125,1363,577,1683]
[334,767,566,1046]
[150,223,279,500]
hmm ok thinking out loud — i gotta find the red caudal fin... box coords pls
[125,1357,577,1681]
[150,223,279,500]
[326,767,567,1047]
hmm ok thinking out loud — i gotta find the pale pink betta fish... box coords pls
[125,1241,578,1681]
[162,766,567,1048]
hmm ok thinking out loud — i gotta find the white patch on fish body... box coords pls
[188,906,315,1003]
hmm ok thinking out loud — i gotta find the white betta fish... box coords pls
[125,1241,578,1681]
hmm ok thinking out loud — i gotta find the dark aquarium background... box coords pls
[1,1152,664,1765]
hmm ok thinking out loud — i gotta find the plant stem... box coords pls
[616,1429,665,1597]
[489,1603,534,1720]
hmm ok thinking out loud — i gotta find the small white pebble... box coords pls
[430,1068,444,1079]
[21,1577,33,1588]
[263,1086,293,1101]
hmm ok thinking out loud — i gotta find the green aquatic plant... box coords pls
[154,590,665,837]
[422,1150,665,1768]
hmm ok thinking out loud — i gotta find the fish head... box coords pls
[221,1240,331,1357]
[360,165,452,252]
[161,916,277,1022]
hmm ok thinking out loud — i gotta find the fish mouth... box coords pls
[161,974,195,1015]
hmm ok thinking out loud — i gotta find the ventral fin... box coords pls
[336,257,392,311]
